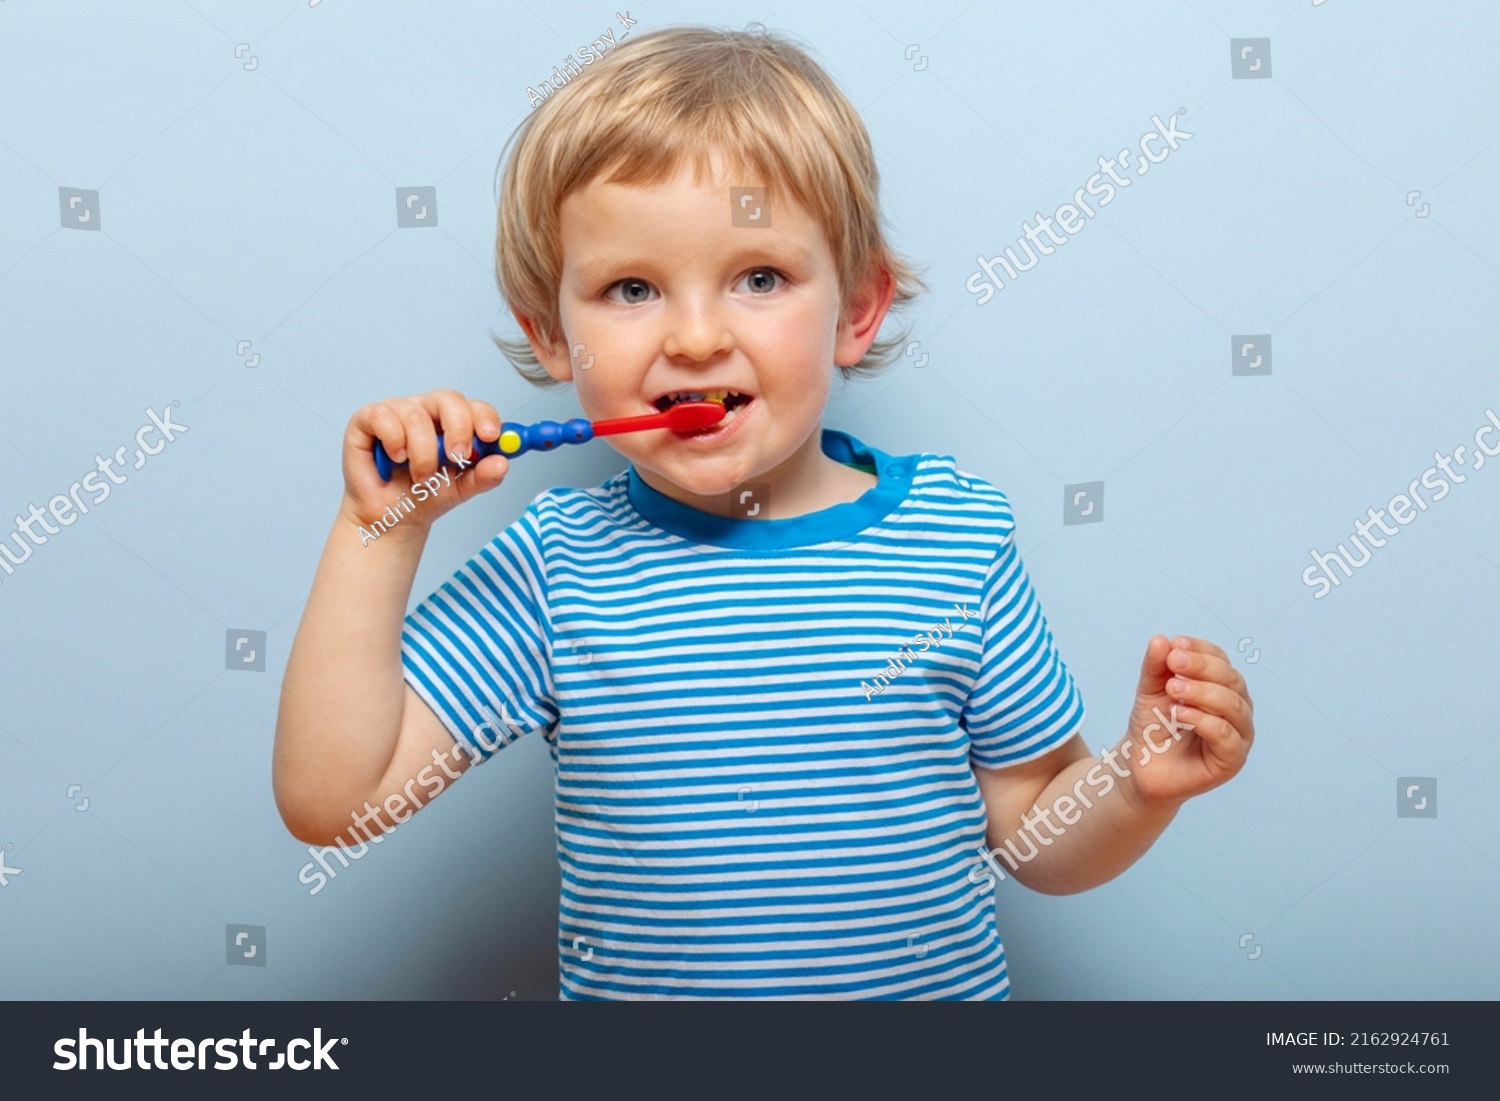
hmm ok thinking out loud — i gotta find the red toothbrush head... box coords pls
[662,401,728,432]
[590,401,728,438]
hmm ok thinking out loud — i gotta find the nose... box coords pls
[661,296,734,362]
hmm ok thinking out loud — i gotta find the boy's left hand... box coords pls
[1117,635,1255,810]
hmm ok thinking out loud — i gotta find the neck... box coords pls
[641,430,874,519]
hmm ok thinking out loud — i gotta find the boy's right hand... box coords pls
[340,389,510,533]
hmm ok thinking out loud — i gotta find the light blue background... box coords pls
[2,0,1497,1000]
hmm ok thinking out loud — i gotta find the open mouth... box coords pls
[652,389,754,431]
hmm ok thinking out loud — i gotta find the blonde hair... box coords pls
[493,23,927,387]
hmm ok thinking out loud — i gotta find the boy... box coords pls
[273,25,1254,1000]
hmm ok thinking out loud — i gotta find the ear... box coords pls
[515,312,574,383]
[833,267,897,367]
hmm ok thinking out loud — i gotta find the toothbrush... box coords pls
[372,401,728,481]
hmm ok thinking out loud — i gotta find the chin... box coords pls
[658,463,745,499]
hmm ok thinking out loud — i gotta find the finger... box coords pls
[1172,635,1230,666]
[396,396,444,478]
[1167,641,1255,741]
[427,389,475,468]
[1134,634,1173,696]
[1167,645,1247,698]
[1169,703,1250,772]
[456,453,509,500]
[354,400,412,464]
[1164,673,1253,736]
[469,399,502,444]
[1168,636,1252,724]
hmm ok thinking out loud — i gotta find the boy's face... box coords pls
[523,150,891,508]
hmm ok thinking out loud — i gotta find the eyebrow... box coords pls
[573,239,819,282]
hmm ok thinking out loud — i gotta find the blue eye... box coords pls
[605,278,655,305]
[739,268,784,294]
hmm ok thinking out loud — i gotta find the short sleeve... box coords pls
[963,531,1086,769]
[401,501,557,762]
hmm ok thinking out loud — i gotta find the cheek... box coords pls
[750,326,838,397]
[763,304,836,356]
[573,375,640,420]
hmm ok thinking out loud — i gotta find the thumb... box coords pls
[455,453,509,501]
[1134,634,1173,697]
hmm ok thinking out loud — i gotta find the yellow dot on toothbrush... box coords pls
[500,430,522,454]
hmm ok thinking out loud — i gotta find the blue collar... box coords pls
[625,429,915,549]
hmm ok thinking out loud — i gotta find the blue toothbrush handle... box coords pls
[372,418,594,481]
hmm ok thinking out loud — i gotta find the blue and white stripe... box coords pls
[402,430,1085,999]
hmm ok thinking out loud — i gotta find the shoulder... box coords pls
[894,445,1019,543]
[517,469,636,533]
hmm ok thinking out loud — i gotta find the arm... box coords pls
[973,634,1254,894]
[272,390,508,845]
[973,734,1180,895]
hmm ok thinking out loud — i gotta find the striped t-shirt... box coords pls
[401,429,1086,1000]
